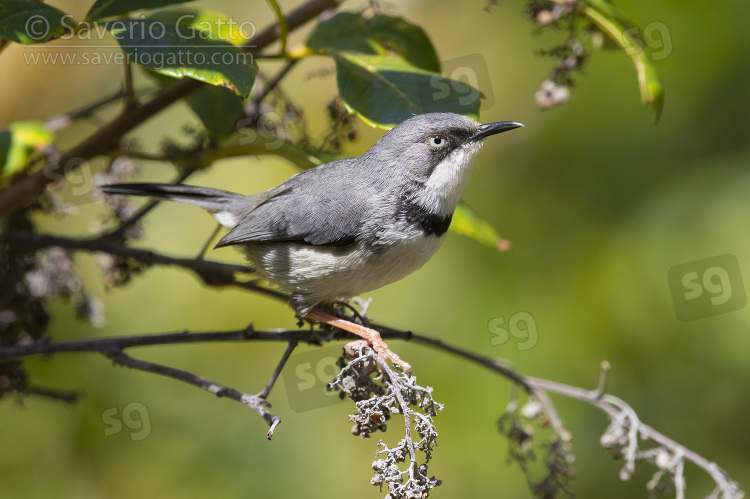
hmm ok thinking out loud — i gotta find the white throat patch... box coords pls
[417,141,484,217]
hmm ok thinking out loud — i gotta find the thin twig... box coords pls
[371,352,420,485]
[401,330,529,390]
[594,360,610,399]
[254,59,301,107]
[257,340,298,399]
[1,231,253,278]
[18,385,80,403]
[196,223,223,260]
[108,350,280,437]
[122,62,136,111]
[45,89,126,133]
[404,331,569,440]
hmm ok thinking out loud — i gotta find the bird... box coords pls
[102,112,523,372]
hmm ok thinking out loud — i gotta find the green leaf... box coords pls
[306,12,476,127]
[307,11,440,72]
[450,203,511,252]
[141,9,248,46]
[368,13,441,73]
[186,85,245,139]
[583,0,665,122]
[1,121,54,178]
[0,0,70,44]
[86,0,193,23]
[143,67,245,138]
[104,16,257,98]
[333,52,482,128]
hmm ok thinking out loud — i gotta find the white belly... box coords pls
[241,225,445,310]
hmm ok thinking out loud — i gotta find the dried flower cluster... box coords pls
[498,396,576,497]
[328,342,443,498]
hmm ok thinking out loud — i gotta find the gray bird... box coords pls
[102,112,522,371]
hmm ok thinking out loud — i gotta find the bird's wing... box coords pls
[215,161,370,248]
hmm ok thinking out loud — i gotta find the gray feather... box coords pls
[216,158,372,248]
[101,183,243,212]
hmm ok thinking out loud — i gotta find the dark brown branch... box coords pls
[398,330,530,390]
[2,230,253,279]
[0,327,408,361]
[1,230,293,303]
[17,385,81,403]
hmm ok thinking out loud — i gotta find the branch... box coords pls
[0,315,742,495]
[1,231,741,495]
[1,230,302,307]
[407,334,742,499]
[0,0,345,218]
[15,384,80,403]
[527,376,742,498]
[2,230,253,282]
[0,78,203,218]
[0,327,411,361]
[257,341,298,399]
[45,88,126,133]
[109,349,280,439]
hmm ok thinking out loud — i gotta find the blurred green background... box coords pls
[2,0,749,497]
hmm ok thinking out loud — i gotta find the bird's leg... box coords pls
[303,308,411,374]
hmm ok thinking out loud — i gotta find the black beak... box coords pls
[469,121,524,143]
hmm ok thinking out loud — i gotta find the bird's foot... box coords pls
[303,308,411,374]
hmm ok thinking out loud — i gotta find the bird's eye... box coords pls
[428,135,448,149]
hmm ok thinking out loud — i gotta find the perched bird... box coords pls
[102,112,522,372]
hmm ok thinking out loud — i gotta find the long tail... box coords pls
[101,183,245,227]
[101,183,243,211]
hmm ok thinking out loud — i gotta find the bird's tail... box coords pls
[101,183,245,227]
[101,183,243,210]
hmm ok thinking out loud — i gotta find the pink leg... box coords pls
[303,308,411,374]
